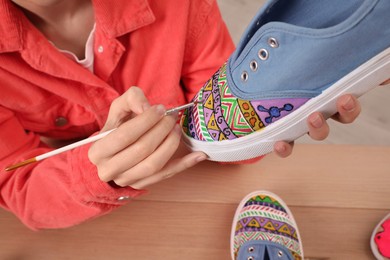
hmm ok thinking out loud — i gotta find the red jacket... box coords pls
[0,0,234,229]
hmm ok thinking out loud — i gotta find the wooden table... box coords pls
[1,144,389,260]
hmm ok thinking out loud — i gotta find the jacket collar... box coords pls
[0,0,24,53]
[93,0,155,38]
[0,0,155,53]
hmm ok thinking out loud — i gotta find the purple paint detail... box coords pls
[251,98,309,126]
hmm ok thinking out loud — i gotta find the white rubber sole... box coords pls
[182,47,390,162]
[370,213,390,260]
[229,190,304,260]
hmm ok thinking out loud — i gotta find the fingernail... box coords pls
[174,124,182,133]
[310,114,323,128]
[342,96,355,112]
[195,153,207,162]
[380,79,390,86]
[275,143,286,154]
[156,104,166,115]
[142,102,151,111]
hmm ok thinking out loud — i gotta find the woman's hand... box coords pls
[273,93,361,158]
[88,87,207,189]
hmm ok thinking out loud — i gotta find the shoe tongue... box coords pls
[237,240,296,260]
[233,0,280,60]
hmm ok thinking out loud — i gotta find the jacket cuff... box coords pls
[69,142,146,205]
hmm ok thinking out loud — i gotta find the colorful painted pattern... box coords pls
[233,194,303,260]
[181,62,309,141]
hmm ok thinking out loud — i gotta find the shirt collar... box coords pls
[0,0,156,53]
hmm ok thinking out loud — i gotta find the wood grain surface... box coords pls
[1,144,389,260]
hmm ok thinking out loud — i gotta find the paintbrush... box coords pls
[5,102,196,171]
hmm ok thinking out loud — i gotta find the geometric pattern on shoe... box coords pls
[232,193,303,260]
[181,62,309,142]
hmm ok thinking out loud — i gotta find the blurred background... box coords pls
[217,0,390,146]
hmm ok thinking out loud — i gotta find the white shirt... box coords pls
[54,24,96,72]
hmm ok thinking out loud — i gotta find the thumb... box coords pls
[102,86,150,131]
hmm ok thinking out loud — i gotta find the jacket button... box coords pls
[54,117,68,127]
[97,45,104,53]
[117,196,130,201]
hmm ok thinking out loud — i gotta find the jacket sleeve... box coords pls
[181,0,235,101]
[0,106,145,230]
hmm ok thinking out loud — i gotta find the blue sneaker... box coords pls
[180,0,390,162]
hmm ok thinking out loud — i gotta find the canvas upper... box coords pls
[181,0,390,160]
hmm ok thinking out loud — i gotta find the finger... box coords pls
[274,141,294,158]
[113,125,182,186]
[331,95,361,124]
[102,87,150,131]
[89,105,166,161]
[380,79,390,86]
[104,114,178,178]
[307,112,329,140]
[130,151,208,190]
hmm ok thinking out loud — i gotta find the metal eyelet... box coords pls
[258,49,269,60]
[241,71,249,82]
[278,250,284,257]
[248,247,255,253]
[268,37,279,48]
[247,257,254,260]
[249,60,258,72]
